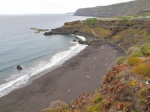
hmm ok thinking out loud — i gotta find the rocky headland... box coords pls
[44,18,150,50]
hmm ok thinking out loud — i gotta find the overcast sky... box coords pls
[0,0,134,15]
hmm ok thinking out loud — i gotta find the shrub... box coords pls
[141,43,150,54]
[127,21,135,26]
[138,89,145,98]
[129,80,137,86]
[93,27,111,38]
[138,98,145,105]
[122,18,129,23]
[130,51,143,57]
[93,95,102,103]
[117,56,125,64]
[115,74,122,79]
[145,56,150,61]
[132,63,150,77]
[128,57,142,66]
[127,46,141,56]
[88,103,102,112]
[84,18,97,26]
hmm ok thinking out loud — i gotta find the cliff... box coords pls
[74,0,150,17]
[44,18,150,50]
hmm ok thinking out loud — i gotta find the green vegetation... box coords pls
[138,98,145,105]
[141,43,150,54]
[128,57,142,66]
[145,56,150,61]
[117,56,125,64]
[132,63,150,77]
[84,18,97,26]
[75,0,150,18]
[42,18,150,112]
[144,32,150,42]
[138,89,145,99]
[117,16,132,20]
[129,80,137,86]
[80,26,93,34]
[93,95,102,103]
[111,29,150,50]
[130,51,143,57]
[115,73,122,79]
[88,103,102,112]
[93,27,111,38]
[127,46,141,56]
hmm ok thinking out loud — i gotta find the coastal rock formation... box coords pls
[30,28,49,33]
[44,20,83,35]
[16,65,23,70]
[44,18,150,49]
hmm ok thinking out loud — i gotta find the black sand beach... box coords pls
[0,43,123,112]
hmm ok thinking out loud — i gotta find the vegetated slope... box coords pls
[42,43,150,112]
[42,18,150,112]
[74,0,150,17]
[45,18,150,50]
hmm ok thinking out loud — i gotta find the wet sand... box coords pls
[0,43,122,112]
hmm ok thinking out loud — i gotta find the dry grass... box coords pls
[93,27,111,38]
[128,57,143,66]
[80,26,93,34]
[132,63,150,77]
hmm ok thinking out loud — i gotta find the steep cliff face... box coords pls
[74,0,150,17]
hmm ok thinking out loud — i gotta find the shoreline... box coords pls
[0,35,87,98]
[0,40,124,112]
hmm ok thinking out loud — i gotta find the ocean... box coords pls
[0,14,88,97]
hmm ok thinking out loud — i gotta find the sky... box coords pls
[0,0,134,15]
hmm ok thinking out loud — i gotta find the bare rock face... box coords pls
[49,100,67,109]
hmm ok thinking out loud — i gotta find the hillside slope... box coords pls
[74,0,150,17]
[42,18,150,112]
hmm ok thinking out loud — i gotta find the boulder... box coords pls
[16,65,23,70]
[78,40,90,45]
[127,46,140,56]
[73,40,77,42]
[49,100,67,109]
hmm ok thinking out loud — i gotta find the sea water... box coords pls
[0,14,88,97]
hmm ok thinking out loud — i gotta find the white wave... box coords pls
[76,35,86,41]
[0,43,87,98]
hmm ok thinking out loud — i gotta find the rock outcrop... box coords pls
[44,20,84,35]
[30,28,49,33]
[42,100,67,112]
[16,65,23,70]
[44,19,150,49]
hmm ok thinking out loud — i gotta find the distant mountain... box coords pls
[74,0,150,17]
